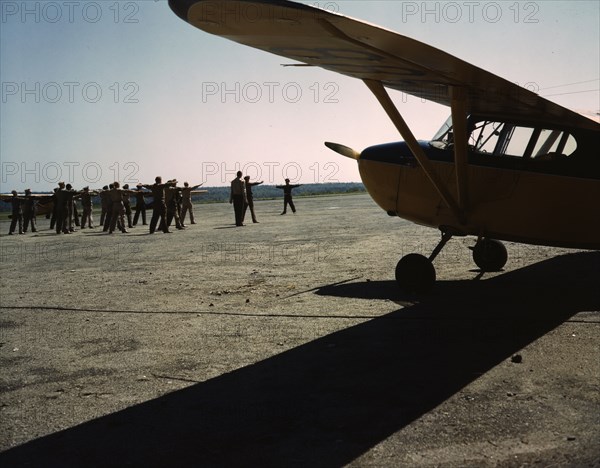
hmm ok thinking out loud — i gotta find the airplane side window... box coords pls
[532,130,577,159]
[504,126,536,157]
[472,121,504,153]
[470,124,578,160]
[559,133,577,155]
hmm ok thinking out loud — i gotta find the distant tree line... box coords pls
[198,182,366,203]
[0,183,366,212]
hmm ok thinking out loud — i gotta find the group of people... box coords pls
[1,179,205,235]
[0,188,42,235]
[139,178,205,234]
[2,175,302,235]
[229,172,301,227]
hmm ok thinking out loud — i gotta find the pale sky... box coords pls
[1,0,598,191]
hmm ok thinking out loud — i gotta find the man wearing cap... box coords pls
[229,171,247,227]
[276,178,302,215]
[242,176,263,224]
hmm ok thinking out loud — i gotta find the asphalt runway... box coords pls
[0,194,598,467]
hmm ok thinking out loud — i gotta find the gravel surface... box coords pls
[1,194,598,467]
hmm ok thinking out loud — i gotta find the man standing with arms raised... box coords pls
[276,178,302,215]
[144,177,174,234]
[180,181,205,226]
[242,176,263,224]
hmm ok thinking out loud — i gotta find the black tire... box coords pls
[472,239,508,272]
[395,253,436,294]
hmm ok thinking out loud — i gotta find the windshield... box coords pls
[429,115,454,149]
[432,115,453,142]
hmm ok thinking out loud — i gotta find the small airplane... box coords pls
[169,0,600,292]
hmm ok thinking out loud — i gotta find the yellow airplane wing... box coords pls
[170,0,598,131]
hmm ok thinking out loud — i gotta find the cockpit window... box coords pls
[531,129,577,159]
[432,116,578,159]
[471,121,505,154]
[505,126,536,157]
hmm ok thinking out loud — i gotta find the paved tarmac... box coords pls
[0,194,598,467]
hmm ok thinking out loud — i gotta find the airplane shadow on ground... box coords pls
[1,252,599,467]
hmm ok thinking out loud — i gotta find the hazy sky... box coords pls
[1,0,598,190]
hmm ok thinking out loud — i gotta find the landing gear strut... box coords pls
[394,233,508,292]
[395,231,452,293]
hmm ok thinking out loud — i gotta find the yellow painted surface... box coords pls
[359,158,600,249]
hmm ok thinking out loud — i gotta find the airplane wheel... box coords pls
[395,254,436,293]
[472,239,507,272]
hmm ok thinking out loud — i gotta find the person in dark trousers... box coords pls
[229,171,247,226]
[99,185,110,227]
[175,183,184,226]
[276,178,302,215]
[242,176,262,223]
[54,182,72,234]
[65,183,80,229]
[143,177,175,234]
[122,184,134,229]
[1,190,24,235]
[162,180,184,231]
[22,189,39,233]
[107,182,136,234]
[65,184,79,232]
[49,187,59,230]
[102,184,115,232]
[133,184,150,226]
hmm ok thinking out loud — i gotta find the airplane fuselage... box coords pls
[359,141,600,250]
